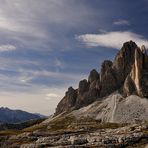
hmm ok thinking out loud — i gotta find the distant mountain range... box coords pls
[0,107,45,124]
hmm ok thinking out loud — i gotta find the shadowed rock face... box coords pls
[88,69,100,83]
[55,87,77,115]
[55,41,148,115]
[78,79,89,95]
[100,60,117,97]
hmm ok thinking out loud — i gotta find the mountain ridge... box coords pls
[55,40,148,116]
[0,107,45,124]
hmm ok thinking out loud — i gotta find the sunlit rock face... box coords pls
[113,41,138,87]
[124,45,148,97]
[55,41,148,115]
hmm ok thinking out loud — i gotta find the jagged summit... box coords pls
[55,41,148,115]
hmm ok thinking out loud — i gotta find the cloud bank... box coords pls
[77,31,148,49]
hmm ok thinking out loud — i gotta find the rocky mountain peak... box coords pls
[78,79,89,95]
[55,41,148,115]
[112,41,138,85]
[88,69,100,83]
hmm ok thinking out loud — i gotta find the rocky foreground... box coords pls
[20,124,148,148]
[0,116,148,148]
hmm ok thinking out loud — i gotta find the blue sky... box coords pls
[0,0,148,115]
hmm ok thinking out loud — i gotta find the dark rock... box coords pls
[100,60,117,97]
[78,79,89,95]
[123,75,137,96]
[100,60,113,80]
[88,69,100,83]
[75,78,100,109]
[141,73,148,97]
[76,89,99,108]
[140,45,148,97]
[71,138,88,145]
[55,87,77,115]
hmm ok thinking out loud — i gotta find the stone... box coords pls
[55,87,77,115]
[78,79,89,95]
[131,48,143,96]
[88,69,100,83]
[100,60,113,80]
[113,41,137,86]
[100,60,117,97]
[70,137,88,145]
[123,75,136,96]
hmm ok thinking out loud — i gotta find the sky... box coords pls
[0,0,148,115]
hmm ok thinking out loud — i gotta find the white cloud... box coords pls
[45,93,60,100]
[113,19,130,26]
[46,93,59,98]
[77,31,148,49]
[0,44,16,52]
[20,76,34,84]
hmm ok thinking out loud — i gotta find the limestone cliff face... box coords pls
[55,87,77,115]
[55,70,101,115]
[100,60,117,97]
[55,41,148,115]
[128,46,148,97]
[113,41,137,86]
[130,48,143,96]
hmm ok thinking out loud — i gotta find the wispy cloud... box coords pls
[0,0,96,51]
[77,31,148,49]
[45,93,60,100]
[113,19,130,26]
[0,44,16,52]
[46,93,59,98]
[18,69,86,94]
